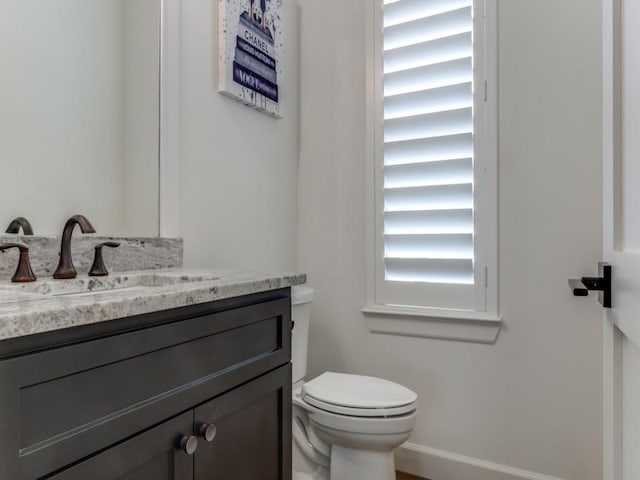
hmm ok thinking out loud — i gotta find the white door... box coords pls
[603,0,640,478]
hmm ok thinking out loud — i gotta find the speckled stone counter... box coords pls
[0,269,306,341]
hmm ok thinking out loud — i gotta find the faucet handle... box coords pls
[0,243,37,282]
[89,242,120,277]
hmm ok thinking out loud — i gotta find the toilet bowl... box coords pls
[291,287,417,480]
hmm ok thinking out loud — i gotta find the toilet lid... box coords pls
[302,372,417,417]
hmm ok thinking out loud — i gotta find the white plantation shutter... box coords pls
[374,0,482,311]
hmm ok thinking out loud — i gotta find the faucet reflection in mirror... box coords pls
[53,215,96,280]
[5,217,33,236]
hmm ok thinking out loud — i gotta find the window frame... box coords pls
[364,0,501,342]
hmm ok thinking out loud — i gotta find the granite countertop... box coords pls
[0,268,306,341]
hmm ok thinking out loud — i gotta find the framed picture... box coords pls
[218,0,283,118]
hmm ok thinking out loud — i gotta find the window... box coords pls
[365,0,498,331]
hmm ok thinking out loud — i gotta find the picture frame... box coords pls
[218,0,283,118]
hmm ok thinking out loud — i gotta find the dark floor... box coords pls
[396,472,428,480]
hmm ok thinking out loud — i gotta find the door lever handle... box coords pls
[568,262,611,308]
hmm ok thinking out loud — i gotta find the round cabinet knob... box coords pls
[199,423,217,442]
[179,435,198,455]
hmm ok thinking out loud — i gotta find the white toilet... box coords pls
[291,286,417,480]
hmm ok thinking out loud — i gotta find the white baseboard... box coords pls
[395,442,566,480]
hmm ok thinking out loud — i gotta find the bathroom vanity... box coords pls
[0,268,304,480]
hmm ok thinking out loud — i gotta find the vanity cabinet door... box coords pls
[194,365,292,480]
[46,412,194,480]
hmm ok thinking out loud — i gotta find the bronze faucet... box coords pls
[0,243,37,282]
[5,217,34,235]
[53,215,96,279]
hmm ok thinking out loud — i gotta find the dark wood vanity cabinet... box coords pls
[0,289,292,480]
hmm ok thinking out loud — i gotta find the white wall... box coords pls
[298,1,603,479]
[179,0,299,272]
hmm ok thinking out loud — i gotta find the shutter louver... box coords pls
[382,0,474,286]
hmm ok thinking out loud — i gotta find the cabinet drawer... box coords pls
[0,296,291,480]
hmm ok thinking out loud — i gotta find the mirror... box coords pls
[0,0,160,236]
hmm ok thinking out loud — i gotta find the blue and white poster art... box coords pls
[219,0,283,118]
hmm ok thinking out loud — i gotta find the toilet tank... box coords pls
[291,286,314,385]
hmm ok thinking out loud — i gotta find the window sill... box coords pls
[362,306,502,344]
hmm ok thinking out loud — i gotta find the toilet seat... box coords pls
[301,372,417,418]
